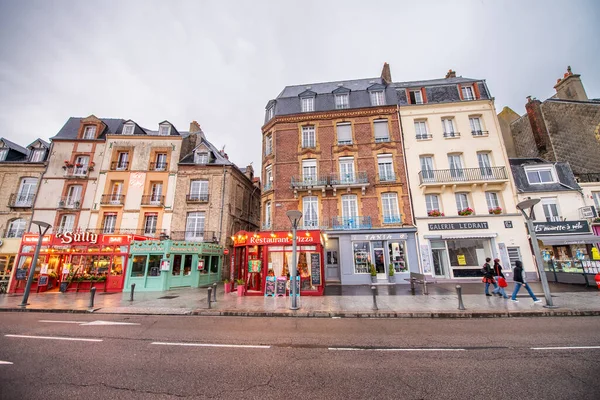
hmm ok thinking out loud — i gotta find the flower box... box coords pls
[427,210,445,217]
[489,207,502,215]
[458,208,474,216]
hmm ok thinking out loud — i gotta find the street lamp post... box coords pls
[516,199,555,308]
[286,210,302,310]
[20,221,52,307]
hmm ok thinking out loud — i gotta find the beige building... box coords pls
[399,70,535,279]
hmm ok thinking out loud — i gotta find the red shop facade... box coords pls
[231,230,325,296]
[9,232,148,294]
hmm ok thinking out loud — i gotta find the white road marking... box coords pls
[531,346,600,350]
[39,320,140,326]
[39,320,85,324]
[328,347,465,351]
[0,361,14,365]
[151,342,270,349]
[5,334,102,342]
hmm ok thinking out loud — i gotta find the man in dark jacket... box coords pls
[510,260,542,303]
[481,257,498,297]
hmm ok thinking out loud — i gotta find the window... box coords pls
[109,181,123,204]
[336,123,352,145]
[425,194,441,214]
[73,155,89,176]
[302,159,317,183]
[335,93,349,109]
[442,118,456,137]
[0,148,8,161]
[123,124,135,135]
[195,152,209,164]
[6,219,26,238]
[448,154,464,179]
[264,201,272,228]
[469,117,484,135]
[378,154,395,182]
[447,239,486,267]
[301,97,314,112]
[303,196,319,228]
[158,124,170,136]
[116,152,129,170]
[264,165,273,191]
[150,182,163,203]
[374,119,390,142]
[16,178,38,206]
[477,152,493,177]
[542,198,560,222]
[102,214,117,234]
[83,126,96,139]
[302,125,316,148]
[485,192,501,212]
[462,86,475,100]
[265,133,273,155]
[414,121,429,139]
[525,166,555,184]
[131,255,147,278]
[30,149,46,162]
[57,214,75,233]
[409,90,423,104]
[420,156,435,181]
[593,192,600,211]
[382,193,400,224]
[341,194,359,224]
[507,247,522,269]
[189,180,209,201]
[155,153,167,171]
[353,241,371,274]
[144,214,158,236]
[370,90,385,106]
[185,212,205,241]
[266,106,274,121]
[65,185,82,207]
[455,193,470,212]
[339,157,355,183]
[147,255,162,277]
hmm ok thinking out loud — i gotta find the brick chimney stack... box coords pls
[445,69,456,79]
[381,62,392,84]
[553,66,588,101]
[525,96,551,156]
[189,120,201,133]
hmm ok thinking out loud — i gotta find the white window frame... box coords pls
[266,106,274,120]
[150,182,163,203]
[373,119,390,142]
[335,93,349,109]
[378,154,394,182]
[66,185,82,207]
[485,192,501,210]
[339,157,355,183]
[301,125,316,148]
[102,214,117,234]
[370,90,385,106]
[265,133,273,155]
[420,156,435,181]
[30,149,46,162]
[381,192,400,224]
[477,152,493,177]
[455,193,470,212]
[0,148,8,161]
[185,212,205,241]
[58,214,75,233]
[303,196,319,228]
[462,86,475,100]
[158,124,171,136]
[593,192,600,211]
[7,218,26,238]
[341,194,358,219]
[301,97,314,113]
[264,201,272,228]
[83,126,96,139]
[425,194,441,214]
[189,180,209,201]
[448,154,464,179]
[441,118,456,136]
[264,165,273,190]
[144,214,158,235]
[336,123,352,145]
[117,152,129,170]
[414,121,429,139]
[525,166,557,185]
[469,116,484,135]
[541,198,561,222]
[16,178,38,206]
[302,159,317,183]
[123,124,135,135]
[410,90,423,104]
[73,155,89,176]
[194,152,209,164]
[154,153,167,171]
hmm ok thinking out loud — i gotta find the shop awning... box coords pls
[538,234,600,246]
[441,233,498,239]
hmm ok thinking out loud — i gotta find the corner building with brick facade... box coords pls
[259,64,419,286]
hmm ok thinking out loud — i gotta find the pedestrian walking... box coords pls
[491,258,509,299]
[481,257,498,297]
[510,260,542,304]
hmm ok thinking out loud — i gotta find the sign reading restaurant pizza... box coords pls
[533,220,590,235]
[428,222,489,231]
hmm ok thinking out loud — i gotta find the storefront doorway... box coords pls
[170,254,193,287]
[373,241,387,279]
[431,248,449,278]
[325,239,340,282]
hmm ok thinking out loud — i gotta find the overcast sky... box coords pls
[1,0,598,175]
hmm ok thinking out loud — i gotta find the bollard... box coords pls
[212,282,218,302]
[456,285,466,311]
[89,287,96,308]
[371,285,378,310]
[410,278,416,295]
[207,287,212,309]
[130,283,135,302]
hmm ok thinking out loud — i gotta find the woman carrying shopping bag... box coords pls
[491,258,509,299]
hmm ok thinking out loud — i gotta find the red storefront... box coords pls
[9,232,148,294]
[231,230,325,296]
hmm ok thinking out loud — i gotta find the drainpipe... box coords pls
[218,167,227,243]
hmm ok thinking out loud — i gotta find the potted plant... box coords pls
[236,279,245,296]
[223,278,232,294]
[458,207,474,216]
[388,267,395,283]
[88,162,95,171]
[489,207,502,215]
[428,209,445,217]
[592,217,600,224]
[369,264,377,283]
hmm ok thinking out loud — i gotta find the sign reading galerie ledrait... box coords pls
[533,220,590,235]
[428,222,489,231]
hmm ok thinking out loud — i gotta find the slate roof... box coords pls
[1,137,29,155]
[179,136,233,166]
[51,117,125,140]
[509,158,581,193]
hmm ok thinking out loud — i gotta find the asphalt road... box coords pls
[1,313,599,399]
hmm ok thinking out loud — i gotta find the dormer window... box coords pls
[301,97,314,113]
[0,148,7,161]
[335,93,349,109]
[525,165,557,184]
[370,90,385,106]
[461,86,475,100]
[123,123,135,135]
[195,152,209,164]
[409,90,423,105]
[266,106,274,121]
[30,149,46,162]
[83,126,96,139]
[159,124,171,136]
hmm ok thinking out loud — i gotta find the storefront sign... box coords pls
[351,233,408,241]
[504,221,513,229]
[310,253,321,285]
[265,277,276,297]
[56,231,98,245]
[160,260,170,271]
[16,268,27,280]
[428,222,489,230]
[197,260,204,271]
[248,236,316,245]
[457,255,467,266]
[22,234,52,244]
[533,220,590,235]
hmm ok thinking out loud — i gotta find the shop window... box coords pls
[389,242,408,273]
[183,255,192,275]
[353,241,371,274]
[211,256,219,273]
[112,256,124,276]
[147,254,161,277]
[0,255,15,279]
[131,255,147,277]
[199,256,210,274]
[447,239,486,267]
[172,255,182,276]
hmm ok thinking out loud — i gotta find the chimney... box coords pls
[244,164,254,180]
[189,120,205,141]
[525,96,550,155]
[445,69,456,79]
[553,66,588,101]
[381,62,392,84]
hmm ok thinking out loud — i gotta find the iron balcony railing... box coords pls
[383,215,403,224]
[443,131,461,138]
[332,216,372,230]
[416,134,432,140]
[379,174,396,183]
[261,222,272,231]
[9,193,35,208]
[141,195,164,206]
[111,161,129,171]
[576,173,600,183]
[418,166,508,184]
[330,171,368,185]
[472,130,489,137]
[291,175,328,188]
[57,197,81,209]
[300,220,321,230]
[263,182,273,191]
[375,137,391,143]
[100,194,125,205]
[170,230,217,242]
[86,228,168,237]
[186,193,209,203]
[64,167,89,178]
[149,162,168,171]
[4,229,25,238]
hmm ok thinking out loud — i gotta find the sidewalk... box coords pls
[1,282,599,318]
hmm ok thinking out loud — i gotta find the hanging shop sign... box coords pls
[533,220,590,235]
[428,222,489,231]
[248,260,262,273]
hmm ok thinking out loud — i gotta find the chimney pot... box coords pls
[445,69,456,79]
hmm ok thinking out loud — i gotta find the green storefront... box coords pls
[123,240,223,292]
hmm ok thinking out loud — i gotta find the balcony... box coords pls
[261,222,272,231]
[170,230,217,242]
[141,195,164,206]
[332,216,372,230]
[110,161,129,171]
[64,167,89,178]
[57,197,81,209]
[9,193,35,208]
[263,182,273,191]
[4,229,25,238]
[378,174,397,184]
[300,220,322,230]
[418,166,508,185]
[87,228,168,237]
[330,171,369,196]
[416,134,432,140]
[472,130,489,137]
[374,137,391,143]
[100,194,125,206]
[291,175,328,198]
[186,194,209,203]
[576,173,600,183]
[443,132,461,138]
[382,215,403,224]
[149,162,168,171]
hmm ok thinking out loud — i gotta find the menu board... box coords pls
[310,253,321,285]
[276,277,287,297]
[265,277,276,297]
[38,275,49,286]
[16,269,27,281]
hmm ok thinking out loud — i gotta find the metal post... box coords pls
[130,283,135,302]
[290,224,299,310]
[410,278,416,295]
[207,287,212,309]
[456,285,466,310]
[526,218,555,307]
[212,282,217,302]
[20,223,51,307]
[371,286,378,310]
[89,287,96,308]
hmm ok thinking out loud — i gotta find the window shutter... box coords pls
[374,120,389,140]
[337,123,352,143]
